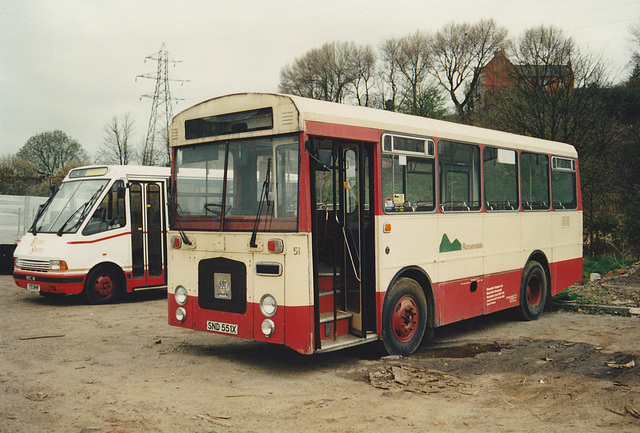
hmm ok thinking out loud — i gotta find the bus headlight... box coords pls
[50,260,68,271]
[261,319,275,337]
[175,307,187,323]
[174,285,188,306]
[259,294,277,317]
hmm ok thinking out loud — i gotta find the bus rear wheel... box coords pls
[519,261,548,320]
[382,277,427,356]
[83,265,123,304]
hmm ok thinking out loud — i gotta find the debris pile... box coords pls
[565,261,640,309]
[369,364,477,395]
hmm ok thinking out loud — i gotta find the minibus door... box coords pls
[130,182,166,288]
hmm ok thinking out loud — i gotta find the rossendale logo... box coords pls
[439,234,483,253]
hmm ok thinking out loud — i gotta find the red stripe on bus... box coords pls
[67,230,167,245]
[67,231,132,244]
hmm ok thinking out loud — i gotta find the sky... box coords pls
[1,0,639,160]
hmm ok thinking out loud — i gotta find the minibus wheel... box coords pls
[382,277,427,356]
[83,264,122,304]
[519,261,548,320]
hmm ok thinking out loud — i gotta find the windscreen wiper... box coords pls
[56,185,104,236]
[173,203,192,246]
[28,192,56,235]
[249,157,271,248]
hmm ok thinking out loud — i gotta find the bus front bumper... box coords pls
[13,271,85,295]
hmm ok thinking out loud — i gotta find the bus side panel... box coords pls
[434,276,484,325]
[436,214,485,325]
[550,211,583,295]
[483,213,523,313]
[483,269,521,314]
[550,257,583,296]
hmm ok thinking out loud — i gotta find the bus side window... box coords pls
[438,140,481,212]
[551,157,577,210]
[381,154,434,213]
[83,180,127,235]
[484,147,518,211]
[520,153,550,210]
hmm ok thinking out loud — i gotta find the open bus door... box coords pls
[310,138,375,351]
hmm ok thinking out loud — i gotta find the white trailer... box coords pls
[0,194,48,273]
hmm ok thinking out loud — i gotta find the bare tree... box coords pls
[351,44,377,107]
[431,19,508,120]
[631,23,640,66]
[99,113,135,165]
[378,37,402,110]
[397,31,433,114]
[279,41,373,104]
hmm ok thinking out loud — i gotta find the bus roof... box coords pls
[171,92,578,158]
[63,165,170,182]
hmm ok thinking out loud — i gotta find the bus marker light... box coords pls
[170,235,182,249]
[259,294,277,317]
[261,319,275,337]
[174,285,188,306]
[175,307,187,323]
[383,222,391,233]
[267,239,284,254]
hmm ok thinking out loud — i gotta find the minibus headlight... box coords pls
[261,319,275,337]
[175,307,187,323]
[174,285,188,306]
[259,294,277,317]
[50,260,68,271]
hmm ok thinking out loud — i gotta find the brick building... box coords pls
[473,50,574,113]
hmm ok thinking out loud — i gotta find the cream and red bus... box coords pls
[13,165,170,304]
[167,93,582,355]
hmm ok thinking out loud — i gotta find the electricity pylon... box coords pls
[137,43,187,166]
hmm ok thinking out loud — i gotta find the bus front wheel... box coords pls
[519,261,548,320]
[382,277,427,356]
[83,265,123,304]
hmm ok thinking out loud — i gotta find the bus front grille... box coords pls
[15,258,50,271]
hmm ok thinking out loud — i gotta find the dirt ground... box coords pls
[1,274,639,433]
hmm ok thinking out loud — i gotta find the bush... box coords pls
[583,255,637,280]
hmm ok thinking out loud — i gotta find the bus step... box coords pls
[319,310,351,340]
[317,333,379,353]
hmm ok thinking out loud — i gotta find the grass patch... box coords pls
[583,255,636,280]
[551,287,600,305]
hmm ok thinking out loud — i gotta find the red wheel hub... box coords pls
[526,275,541,308]
[93,274,114,298]
[391,295,419,342]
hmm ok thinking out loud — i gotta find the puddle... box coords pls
[416,342,509,359]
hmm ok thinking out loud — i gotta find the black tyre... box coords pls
[82,265,123,304]
[382,277,428,356]
[519,261,548,320]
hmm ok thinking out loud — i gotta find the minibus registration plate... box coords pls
[207,321,238,335]
[27,283,40,293]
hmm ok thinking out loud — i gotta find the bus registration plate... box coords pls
[27,283,40,293]
[207,321,238,335]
